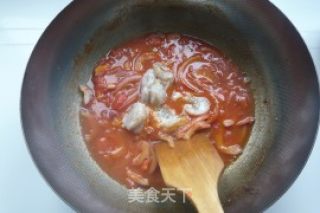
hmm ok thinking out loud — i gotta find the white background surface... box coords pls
[0,1,319,212]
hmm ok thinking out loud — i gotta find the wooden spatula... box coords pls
[155,133,224,213]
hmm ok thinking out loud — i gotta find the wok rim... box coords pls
[20,0,320,212]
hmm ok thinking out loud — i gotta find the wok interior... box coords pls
[42,1,317,212]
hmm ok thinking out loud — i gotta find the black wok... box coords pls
[21,0,319,212]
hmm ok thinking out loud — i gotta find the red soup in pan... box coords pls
[79,33,254,188]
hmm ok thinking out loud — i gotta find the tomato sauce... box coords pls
[80,33,254,188]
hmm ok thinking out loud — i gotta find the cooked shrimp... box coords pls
[140,69,166,106]
[140,63,173,107]
[153,106,188,131]
[153,63,174,89]
[141,79,167,106]
[122,102,149,133]
[184,96,211,116]
[171,91,183,101]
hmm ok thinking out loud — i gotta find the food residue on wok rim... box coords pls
[79,33,255,188]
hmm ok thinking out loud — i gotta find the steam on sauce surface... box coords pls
[80,33,255,188]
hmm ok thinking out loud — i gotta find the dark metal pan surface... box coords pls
[21,0,319,212]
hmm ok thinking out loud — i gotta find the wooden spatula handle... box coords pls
[155,133,225,213]
[190,186,223,213]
